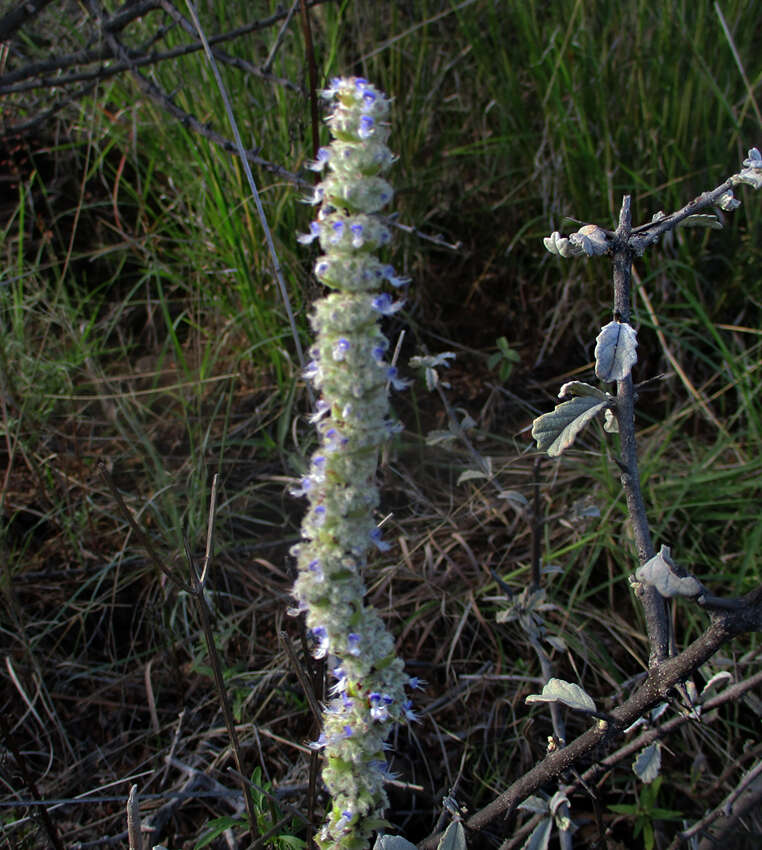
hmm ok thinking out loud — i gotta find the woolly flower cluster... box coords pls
[290,77,416,850]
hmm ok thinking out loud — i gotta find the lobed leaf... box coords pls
[633,742,662,783]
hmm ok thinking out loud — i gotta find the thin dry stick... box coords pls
[298,0,320,161]
[280,630,322,849]
[0,711,66,850]
[677,759,762,847]
[126,785,141,850]
[98,461,192,594]
[183,475,260,842]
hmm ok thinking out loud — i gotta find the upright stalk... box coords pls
[611,196,669,665]
[289,77,415,850]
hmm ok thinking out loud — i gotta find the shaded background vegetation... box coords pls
[1,0,761,847]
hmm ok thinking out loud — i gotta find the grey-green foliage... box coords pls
[525,678,597,713]
[437,821,466,850]
[531,393,611,457]
[594,321,638,382]
[633,742,662,783]
[634,546,704,599]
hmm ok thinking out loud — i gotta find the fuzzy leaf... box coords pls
[425,429,457,446]
[700,671,732,697]
[457,468,488,485]
[532,396,608,457]
[549,790,570,817]
[543,231,576,258]
[374,836,418,850]
[526,678,597,713]
[594,321,638,382]
[635,545,703,598]
[518,796,549,815]
[558,381,610,400]
[633,742,662,783]
[498,489,529,508]
[603,408,619,433]
[437,821,466,850]
[520,818,552,850]
[569,224,609,256]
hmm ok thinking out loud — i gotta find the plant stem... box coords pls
[612,195,670,666]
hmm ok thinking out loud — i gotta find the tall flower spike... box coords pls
[291,77,415,850]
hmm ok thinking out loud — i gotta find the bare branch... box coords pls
[420,594,762,847]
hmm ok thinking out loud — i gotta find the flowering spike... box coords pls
[292,78,415,850]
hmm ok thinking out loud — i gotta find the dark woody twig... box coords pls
[611,195,670,666]
[420,589,762,847]
[81,0,305,186]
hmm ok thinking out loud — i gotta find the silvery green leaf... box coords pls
[545,635,567,652]
[460,413,477,431]
[558,381,609,401]
[635,545,703,598]
[594,321,638,382]
[569,224,609,256]
[719,190,741,211]
[498,489,529,508]
[742,147,762,169]
[733,169,762,190]
[457,468,488,485]
[525,678,597,713]
[437,820,466,850]
[633,742,661,783]
[409,352,457,370]
[425,429,458,446]
[375,836,418,850]
[532,396,608,457]
[520,817,552,850]
[700,671,732,697]
[603,408,619,433]
[543,231,574,258]
[571,497,600,520]
[549,791,570,817]
[542,563,563,575]
[549,791,571,831]
[623,716,646,734]
[679,214,722,230]
[409,352,456,391]
[518,796,549,815]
